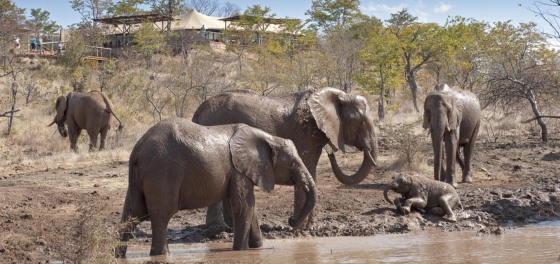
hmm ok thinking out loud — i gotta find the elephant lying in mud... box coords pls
[384,173,462,222]
[116,118,317,257]
[193,87,379,228]
[48,91,123,152]
[423,84,481,187]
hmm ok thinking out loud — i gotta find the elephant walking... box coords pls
[192,87,379,228]
[49,91,122,152]
[423,84,481,187]
[116,118,317,257]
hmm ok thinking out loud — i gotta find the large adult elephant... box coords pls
[423,84,481,188]
[192,87,379,227]
[115,118,317,256]
[48,91,122,152]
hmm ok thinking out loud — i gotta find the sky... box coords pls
[14,0,551,33]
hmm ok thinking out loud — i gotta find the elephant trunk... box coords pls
[432,132,444,182]
[328,148,376,185]
[288,173,317,228]
[383,185,394,204]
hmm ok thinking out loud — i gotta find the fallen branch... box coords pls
[0,109,20,117]
[522,115,560,123]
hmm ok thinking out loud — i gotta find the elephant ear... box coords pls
[422,95,432,129]
[308,88,347,152]
[444,94,459,131]
[230,125,276,192]
[55,95,68,123]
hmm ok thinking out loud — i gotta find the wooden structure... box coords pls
[93,14,171,48]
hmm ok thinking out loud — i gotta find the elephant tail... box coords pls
[99,92,124,131]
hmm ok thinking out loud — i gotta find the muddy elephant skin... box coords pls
[192,87,379,227]
[423,84,481,187]
[115,118,317,257]
[48,91,122,152]
[384,173,462,222]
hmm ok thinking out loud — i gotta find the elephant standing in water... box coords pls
[116,118,317,256]
[193,87,379,228]
[48,91,123,152]
[423,84,481,187]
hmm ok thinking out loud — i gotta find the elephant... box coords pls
[383,173,462,222]
[192,87,379,228]
[115,117,317,257]
[423,84,481,188]
[48,91,123,152]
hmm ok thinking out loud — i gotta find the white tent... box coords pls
[172,9,225,30]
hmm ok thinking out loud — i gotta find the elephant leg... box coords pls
[393,197,406,214]
[294,186,314,229]
[439,193,457,222]
[87,130,99,152]
[230,178,255,250]
[205,201,229,228]
[456,147,465,172]
[145,195,176,255]
[69,126,82,152]
[149,217,171,256]
[462,142,476,183]
[402,197,427,215]
[116,188,148,258]
[444,132,458,188]
[248,211,263,248]
[99,127,109,150]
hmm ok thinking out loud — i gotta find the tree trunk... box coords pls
[526,90,548,142]
[7,82,18,135]
[378,70,385,120]
[406,72,420,112]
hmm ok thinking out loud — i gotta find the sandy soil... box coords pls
[1,127,560,262]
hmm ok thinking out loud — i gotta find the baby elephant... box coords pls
[116,118,317,257]
[383,173,462,222]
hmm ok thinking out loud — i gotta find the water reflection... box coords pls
[122,222,560,263]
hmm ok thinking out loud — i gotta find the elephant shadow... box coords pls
[337,183,386,190]
[133,224,232,245]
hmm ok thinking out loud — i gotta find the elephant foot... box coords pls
[114,244,127,258]
[205,223,232,234]
[394,198,406,215]
[447,180,458,189]
[442,214,457,222]
[462,175,473,183]
[249,239,263,248]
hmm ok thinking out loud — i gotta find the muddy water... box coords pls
[122,222,560,263]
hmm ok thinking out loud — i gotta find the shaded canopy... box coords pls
[172,9,225,31]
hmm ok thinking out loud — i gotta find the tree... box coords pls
[359,17,401,119]
[107,0,147,16]
[0,0,25,53]
[132,21,167,68]
[305,0,363,32]
[28,8,61,36]
[186,0,240,16]
[387,9,447,112]
[480,21,560,142]
[70,0,112,26]
[147,0,188,31]
[442,16,489,91]
[528,0,560,40]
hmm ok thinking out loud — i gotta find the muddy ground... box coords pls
[1,127,560,263]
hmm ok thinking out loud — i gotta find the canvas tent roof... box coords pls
[172,9,225,30]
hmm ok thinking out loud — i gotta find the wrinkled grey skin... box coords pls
[48,91,123,152]
[423,84,481,188]
[192,88,378,228]
[115,118,317,257]
[383,173,462,222]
